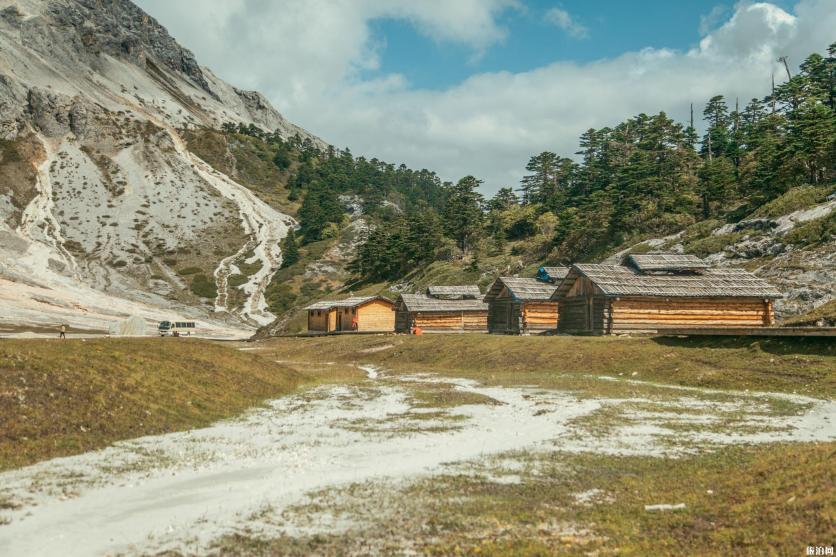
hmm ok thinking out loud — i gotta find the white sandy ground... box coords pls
[0,367,833,556]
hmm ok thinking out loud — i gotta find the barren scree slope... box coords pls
[0,0,324,336]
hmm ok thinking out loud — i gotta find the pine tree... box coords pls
[280,230,300,268]
[520,152,559,205]
[487,187,519,211]
[443,176,484,254]
[701,95,730,160]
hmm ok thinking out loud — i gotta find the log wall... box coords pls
[397,310,488,332]
[489,299,558,333]
[609,297,772,332]
[521,302,559,331]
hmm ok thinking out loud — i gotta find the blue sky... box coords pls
[366,0,796,91]
[138,0,834,193]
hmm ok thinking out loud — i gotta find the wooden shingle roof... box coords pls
[484,277,558,302]
[304,296,393,311]
[537,266,569,283]
[552,264,782,299]
[626,254,710,273]
[426,285,481,300]
[398,293,488,312]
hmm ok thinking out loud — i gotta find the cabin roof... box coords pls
[537,266,569,283]
[626,253,710,273]
[398,293,488,312]
[426,285,481,299]
[553,264,782,299]
[304,300,335,310]
[304,296,393,311]
[484,277,558,302]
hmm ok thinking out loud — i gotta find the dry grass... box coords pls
[257,334,836,398]
[0,338,307,471]
[201,442,835,556]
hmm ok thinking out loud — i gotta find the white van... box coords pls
[158,320,197,337]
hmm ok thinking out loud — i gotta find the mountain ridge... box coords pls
[0,0,323,336]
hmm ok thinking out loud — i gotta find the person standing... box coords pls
[59,324,66,339]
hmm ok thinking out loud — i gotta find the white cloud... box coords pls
[544,7,588,38]
[134,0,836,194]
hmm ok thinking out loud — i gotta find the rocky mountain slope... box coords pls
[0,0,323,336]
[604,187,836,322]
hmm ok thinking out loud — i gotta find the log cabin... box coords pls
[483,277,559,334]
[552,254,782,335]
[305,296,395,333]
[395,286,488,333]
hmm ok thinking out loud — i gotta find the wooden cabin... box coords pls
[536,266,569,284]
[552,254,782,335]
[483,277,559,334]
[304,301,337,333]
[305,296,395,333]
[395,285,488,333]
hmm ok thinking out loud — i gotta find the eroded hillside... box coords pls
[0,0,322,335]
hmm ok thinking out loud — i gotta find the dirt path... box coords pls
[0,368,832,556]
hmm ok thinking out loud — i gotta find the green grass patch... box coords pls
[784,299,836,327]
[190,273,218,299]
[409,383,502,409]
[0,339,305,471]
[751,184,836,219]
[782,211,836,247]
[258,334,836,398]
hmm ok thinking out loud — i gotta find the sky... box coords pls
[134,0,836,195]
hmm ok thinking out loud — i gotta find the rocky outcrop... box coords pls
[0,0,325,144]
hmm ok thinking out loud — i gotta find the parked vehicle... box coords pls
[158,320,197,337]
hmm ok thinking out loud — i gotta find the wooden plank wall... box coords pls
[557,296,609,334]
[488,300,513,333]
[609,297,771,333]
[395,309,411,332]
[557,298,589,333]
[308,310,330,332]
[355,300,396,332]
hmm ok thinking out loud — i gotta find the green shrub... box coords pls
[684,232,744,258]
[782,212,836,247]
[177,266,202,276]
[266,283,296,314]
[228,273,249,288]
[628,242,654,255]
[190,274,218,299]
[236,259,263,277]
[682,218,723,242]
